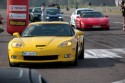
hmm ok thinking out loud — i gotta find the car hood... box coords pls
[12,36,72,47]
[81,17,109,24]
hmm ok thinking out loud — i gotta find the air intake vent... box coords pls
[36,45,46,47]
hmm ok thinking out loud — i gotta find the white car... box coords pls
[70,8,94,28]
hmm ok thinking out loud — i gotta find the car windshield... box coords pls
[34,8,42,13]
[77,9,93,14]
[80,12,104,18]
[21,24,73,37]
[29,9,32,13]
[46,9,60,14]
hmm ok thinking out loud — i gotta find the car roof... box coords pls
[46,7,58,9]
[29,21,69,25]
[81,11,103,13]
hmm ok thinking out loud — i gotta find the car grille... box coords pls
[24,55,58,60]
[49,17,59,21]
[36,45,46,47]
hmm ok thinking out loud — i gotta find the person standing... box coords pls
[121,1,125,31]
[57,5,60,10]
[41,3,46,21]
[0,14,4,25]
[0,14,4,33]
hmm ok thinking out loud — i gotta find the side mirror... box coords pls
[13,32,20,38]
[76,15,80,18]
[74,29,84,36]
[77,31,84,35]
[60,12,63,14]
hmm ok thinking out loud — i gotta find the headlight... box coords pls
[58,40,72,47]
[59,16,63,19]
[12,42,23,48]
[46,17,49,19]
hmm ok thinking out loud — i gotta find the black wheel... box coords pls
[29,14,31,20]
[79,39,84,59]
[72,45,78,66]
[81,28,85,31]
[9,61,19,67]
[105,27,110,30]
[30,16,33,22]
[71,25,75,29]
[80,23,85,31]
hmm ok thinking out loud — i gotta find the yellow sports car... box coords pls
[8,22,84,67]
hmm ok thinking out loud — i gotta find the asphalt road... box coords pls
[0,9,125,83]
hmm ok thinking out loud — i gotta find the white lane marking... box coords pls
[111,21,123,24]
[85,48,125,58]
[113,22,123,24]
[112,79,125,83]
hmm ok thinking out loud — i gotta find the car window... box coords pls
[29,9,32,13]
[77,9,93,15]
[34,8,42,13]
[80,12,104,18]
[46,9,60,14]
[21,24,73,37]
[77,10,81,15]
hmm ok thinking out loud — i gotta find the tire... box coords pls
[31,17,35,22]
[29,14,31,20]
[71,25,75,29]
[80,23,85,31]
[105,27,110,30]
[72,45,78,66]
[79,39,84,59]
[8,55,20,67]
[9,61,19,67]
[81,27,85,31]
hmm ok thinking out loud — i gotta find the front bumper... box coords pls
[81,24,109,29]
[46,17,63,21]
[8,47,76,63]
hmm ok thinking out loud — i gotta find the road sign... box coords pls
[7,0,29,34]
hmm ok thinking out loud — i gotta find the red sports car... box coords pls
[75,11,110,30]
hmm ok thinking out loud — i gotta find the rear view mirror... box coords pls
[13,32,20,38]
[76,16,80,18]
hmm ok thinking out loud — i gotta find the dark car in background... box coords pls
[30,7,42,22]
[43,8,63,21]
